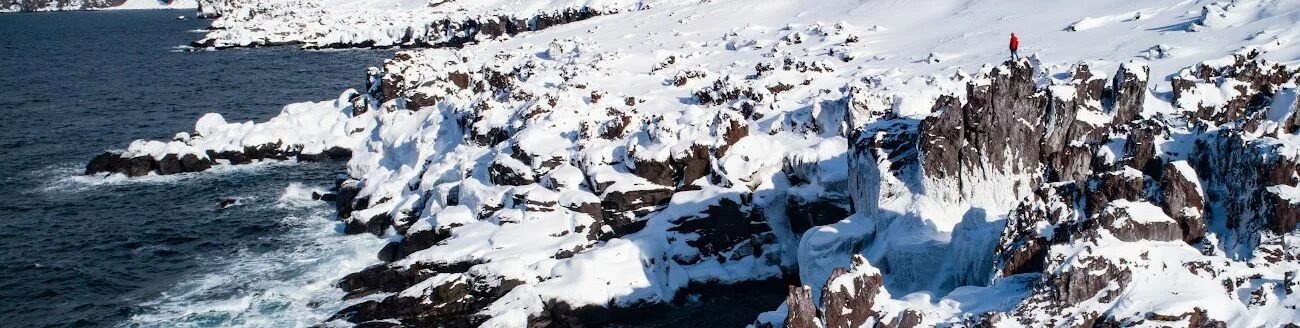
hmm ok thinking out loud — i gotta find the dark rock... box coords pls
[527,300,588,328]
[996,183,1084,276]
[85,152,126,175]
[336,181,363,219]
[630,158,675,187]
[1047,255,1131,305]
[344,213,393,236]
[783,285,819,328]
[1264,189,1300,235]
[670,144,711,187]
[178,153,212,172]
[918,95,964,181]
[1096,201,1183,242]
[886,310,924,328]
[1120,119,1167,178]
[668,198,770,260]
[400,226,453,258]
[488,157,535,186]
[125,156,157,177]
[786,196,851,234]
[1086,170,1149,215]
[1158,163,1206,243]
[599,188,673,238]
[377,242,401,262]
[1109,63,1148,125]
[157,154,183,175]
[820,255,884,328]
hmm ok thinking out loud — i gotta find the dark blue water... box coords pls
[0,10,392,327]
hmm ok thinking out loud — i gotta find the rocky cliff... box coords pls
[89,0,1300,326]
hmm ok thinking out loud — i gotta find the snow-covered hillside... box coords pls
[1,0,196,12]
[91,0,1300,326]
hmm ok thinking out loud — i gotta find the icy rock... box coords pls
[820,255,886,328]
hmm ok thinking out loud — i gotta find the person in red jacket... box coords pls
[1009,33,1020,61]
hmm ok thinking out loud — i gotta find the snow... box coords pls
[121,90,362,160]
[96,0,1300,325]
[1268,184,1300,204]
[109,0,198,10]
[1106,199,1175,225]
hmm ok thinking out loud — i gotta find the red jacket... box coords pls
[1010,34,1019,51]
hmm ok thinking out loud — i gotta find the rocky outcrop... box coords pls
[668,198,772,261]
[783,285,819,328]
[1158,162,1207,244]
[1172,52,1298,127]
[194,5,618,50]
[917,60,1149,204]
[84,146,352,177]
[1096,201,1183,242]
[781,255,913,328]
[820,256,885,328]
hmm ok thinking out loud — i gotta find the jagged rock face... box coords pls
[1109,63,1149,126]
[996,183,1083,277]
[1119,119,1168,178]
[1158,162,1207,244]
[1192,128,1300,253]
[1033,254,1132,316]
[917,61,1046,203]
[782,286,819,328]
[1085,169,1150,215]
[779,255,918,328]
[917,61,1149,205]
[1172,52,1299,127]
[820,258,884,328]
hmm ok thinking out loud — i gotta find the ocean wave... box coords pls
[123,186,385,328]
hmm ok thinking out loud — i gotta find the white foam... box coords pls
[41,160,296,193]
[125,186,385,327]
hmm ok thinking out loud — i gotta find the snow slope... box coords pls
[94,0,1300,326]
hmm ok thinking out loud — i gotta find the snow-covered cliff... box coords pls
[91,0,1300,326]
[1,0,196,12]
